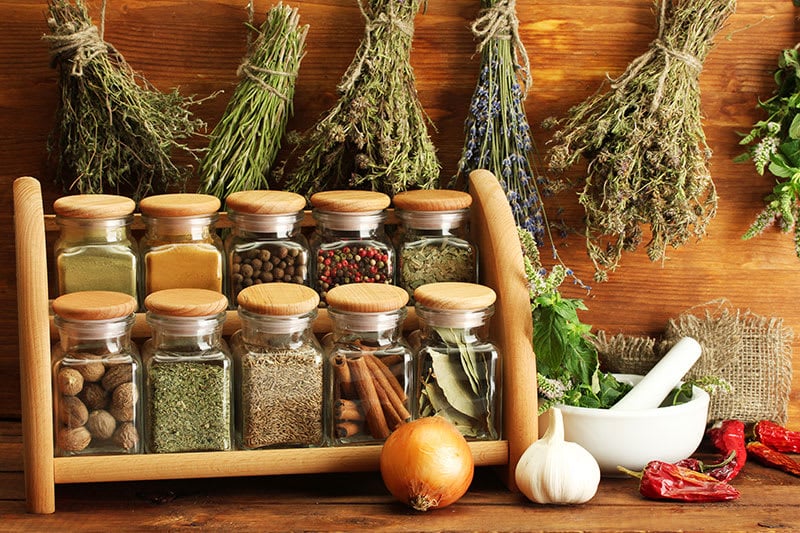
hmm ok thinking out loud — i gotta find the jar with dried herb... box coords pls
[54,194,139,303]
[52,291,142,456]
[393,189,477,302]
[413,282,500,441]
[142,289,233,453]
[309,191,395,305]
[225,190,310,307]
[324,283,413,445]
[230,283,324,450]
[139,194,224,298]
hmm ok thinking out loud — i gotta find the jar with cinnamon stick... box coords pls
[324,283,413,445]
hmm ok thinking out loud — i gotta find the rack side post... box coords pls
[14,177,56,514]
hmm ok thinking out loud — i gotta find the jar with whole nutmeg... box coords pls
[52,291,142,456]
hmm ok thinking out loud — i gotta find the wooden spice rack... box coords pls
[13,170,537,514]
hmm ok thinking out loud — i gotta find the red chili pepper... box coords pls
[746,441,800,477]
[753,420,800,454]
[705,419,746,481]
[618,460,740,502]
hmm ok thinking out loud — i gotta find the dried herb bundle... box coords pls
[199,3,307,199]
[45,0,206,200]
[547,0,736,281]
[284,0,440,196]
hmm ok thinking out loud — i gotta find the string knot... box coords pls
[44,18,108,77]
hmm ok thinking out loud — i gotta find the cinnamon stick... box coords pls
[334,398,363,422]
[364,354,411,423]
[347,356,390,439]
[335,421,362,438]
[366,353,407,401]
[332,355,355,399]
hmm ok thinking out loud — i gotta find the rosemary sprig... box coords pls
[199,3,307,200]
[44,0,206,200]
[546,0,736,282]
[284,0,440,196]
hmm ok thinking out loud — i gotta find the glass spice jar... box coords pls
[54,194,139,303]
[309,190,394,305]
[413,282,501,441]
[142,288,233,453]
[139,193,224,298]
[324,283,413,445]
[51,291,142,456]
[393,189,477,303]
[224,190,310,307]
[230,283,324,450]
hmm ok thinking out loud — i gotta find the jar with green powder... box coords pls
[54,194,139,303]
[142,288,233,453]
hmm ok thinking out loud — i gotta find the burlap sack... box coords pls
[595,301,794,424]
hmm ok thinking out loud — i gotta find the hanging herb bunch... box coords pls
[199,3,308,200]
[737,45,800,258]
[284,0,440,196]
[546,0,736,282]
[44,0,206,200]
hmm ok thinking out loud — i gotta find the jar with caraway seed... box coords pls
[225,190,310,307]
[413,282,501,441]
[51,291,142,456]
[324,283,413,445]
[142,288,233,453]
[309,190,394,306]
[54,194,139,303]
[393,189,477,303]
[139,193,224,298]
[230,283,324,450]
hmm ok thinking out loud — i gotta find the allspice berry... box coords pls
[86,409,116,440]
[57,426,92,453]
[59,395,89,428]
[57,368,84,396]
[112,422,139,451]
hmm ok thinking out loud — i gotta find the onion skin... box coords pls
[380,417,474,511]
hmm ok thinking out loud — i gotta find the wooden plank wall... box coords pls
[1,0,798,427]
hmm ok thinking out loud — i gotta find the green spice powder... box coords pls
[57,245,137,298]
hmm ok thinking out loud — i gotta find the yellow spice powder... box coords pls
[146,244,222,294]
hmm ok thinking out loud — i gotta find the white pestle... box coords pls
[610,336,702,410]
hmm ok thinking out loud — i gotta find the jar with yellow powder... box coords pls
[139,193,224,298]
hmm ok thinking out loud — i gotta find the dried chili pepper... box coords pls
[746,441,800,477]
[705,419,746,481]
[753,420,800,454]
[618,460,740,502]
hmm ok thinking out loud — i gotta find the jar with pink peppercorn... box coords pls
[309,191,395,306]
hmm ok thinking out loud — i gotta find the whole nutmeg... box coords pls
[59,395,88,428]
[57,426,91,452]
[78,382,108,410]
[74,359,105,383]
[112,422,139,451]
[57,367,84,396]
[111,382,137,410]
[109,402,133,423]
[86,409,116,440]
[102,364,132,391]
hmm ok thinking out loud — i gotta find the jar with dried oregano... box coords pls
[393,189,477,302]
[324,283,413,445]
[413,282,500,441]
[52,291,142,456]
[225,190,310,307]
[230,283,324,449]
[142,289,233,453]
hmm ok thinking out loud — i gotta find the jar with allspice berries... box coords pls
[52,291,142,456]
[324,283,413,445]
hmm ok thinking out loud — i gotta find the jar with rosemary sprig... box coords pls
[413,282,500,441]
[393,189,478,303]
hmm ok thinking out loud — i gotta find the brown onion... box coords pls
[379,416,474,511]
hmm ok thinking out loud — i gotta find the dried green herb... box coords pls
[44,0,206,200]
[283,0,440,196]
[546,0,736,281]
[199,3,308,199]
[399,243,476,299]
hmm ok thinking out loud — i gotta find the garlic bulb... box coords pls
[515,407,600,504]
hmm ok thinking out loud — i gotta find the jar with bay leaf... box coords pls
[142,289,233,453]
[51,291,142,456]
[230,283,324,450]
[139,193,225,299]
[393,190,477,303]
[324,284,413,445]
[413,282,500,441]
[54,194,139,303]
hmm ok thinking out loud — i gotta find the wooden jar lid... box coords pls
[237,283,319,315]
[326,283,409,312]
[310,190,390,212]
[52,291,137,320]
[392,189,472,211]
[226,190,307,215]
[139,193,221,217]
[414,282,496,310]
[53,194,136,219]
[144,288,228,316]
